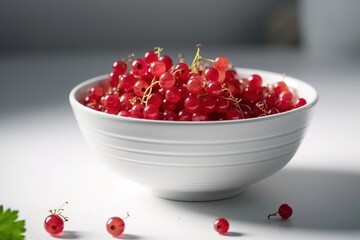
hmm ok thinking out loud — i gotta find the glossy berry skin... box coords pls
[214,56,229,71]
[108,72,120,88]
[204,67,219,82]
[214,218,229,234]
[174,63,190,81]
[131,58,148,77]
[144,50,158,63]
[101,93,120,111]
[248,74,262,88]
[149,61,167,77]
[268,203,293,220]
[159,72,176,89]
[133,80,149,97]
[144,104,160,120]
[206,81,222,97]
[159,55,173,71]
[130,103,144,118]
[187,77,203,94]
[278,204,293,219]
[112,60,127,75]
[295,98,307,108]
[106,217,125,237]
[44,214,64,236]
[165,87,181,103]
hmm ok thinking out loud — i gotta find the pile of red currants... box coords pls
[83,45,306,121]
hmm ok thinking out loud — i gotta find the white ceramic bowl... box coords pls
[70,68,318,201]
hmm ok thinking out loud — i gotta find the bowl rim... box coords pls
[69,68,319,125]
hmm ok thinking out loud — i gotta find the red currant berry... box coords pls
[277,99,293,112]
[295,98,307,108]
[217,70,226,83]
[204,67,219,82]
[144,50,158,64]
[240,104,252,118]
[131,58,148,77]
[226,108,243,120]
[108,72,120,88]
[133,80,149,97]
[118,110,131,117]
[159,55,173,71]
[163,109,178,120]
[88,86,104,101]
[84,95,97,106]
[147,93,163,108]
[274,81,289,95]
[243,87,263,103]
[162,99,177,111]
[44,214,65,236]
[101,92,120,111]
[268,107,280,115]
[248,74,262,88]
[113,60,127,75]
[254,101,268,116]
[265,93,280,107]
[192,112,209,121]
[106,213,129,237]
[119,92,135,110]
[130,103,144,118]
[214,56,229,71]
[278,204,293,219]
[184,95,201,113]
[268,203,293,220]
[44,202,68,236]
[120,74,136,92]
[206,81,222,97]
[174,63,190,80]
[214,217,229,234]
[144,104,160,120]
[149,61,167,77]
[215,97,230,113]
[201,95,216,113]
[225,69,237,81]
[165,87,181,103]
[280,91,293,102]
[178,110,192,121]
[159,72,176,89]
[187,77,203,94]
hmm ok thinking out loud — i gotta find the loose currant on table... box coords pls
[44,202,69,236]
[214,217,230,234]
[106,212,130,237]
[268,203,293,220]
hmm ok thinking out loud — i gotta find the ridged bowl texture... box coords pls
[70,68,318,201]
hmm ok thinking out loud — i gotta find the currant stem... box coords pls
[201,57,215,63]
[123,212,130,220]
[267,212,278,220]
[190,44,202,73]
[154,47,163,58]
[53,201,68,215]
[222,86,244,117]
[141,78,159,105]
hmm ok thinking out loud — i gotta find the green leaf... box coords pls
[0,205,26,240]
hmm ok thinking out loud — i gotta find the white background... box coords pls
[1,47,360,239]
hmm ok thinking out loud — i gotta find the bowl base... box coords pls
[152,187,248,202]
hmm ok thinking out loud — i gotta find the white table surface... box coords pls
[1,47,359,239]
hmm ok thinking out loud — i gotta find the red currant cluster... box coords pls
[83,45,306,121]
